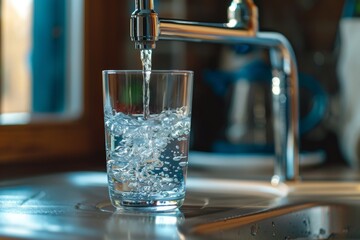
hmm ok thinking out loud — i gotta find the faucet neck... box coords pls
[228,0,250,28]
[131,0,159,49]
[135,0,154,10]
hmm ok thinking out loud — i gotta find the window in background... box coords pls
[1,0,32,114]
[31,0,66,113]
[0,0,83,124]
[0,0,127,172]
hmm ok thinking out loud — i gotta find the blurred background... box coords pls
[0,0,359,179]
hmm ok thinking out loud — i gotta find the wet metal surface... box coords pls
[0,172,360,239]
[0,172,280,239]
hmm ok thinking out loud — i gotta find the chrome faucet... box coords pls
[130,0,300,183]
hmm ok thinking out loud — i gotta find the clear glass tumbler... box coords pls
[102,70,193,211]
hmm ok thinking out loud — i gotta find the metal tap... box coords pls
[130,0,159,49]
[130,0,300,183]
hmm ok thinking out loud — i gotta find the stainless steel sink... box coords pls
[182,201,360,239]
[1,172,360,239]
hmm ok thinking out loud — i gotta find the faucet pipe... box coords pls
[130,0,300,182]
[159,23,300,182]
[227,0,252,28]
[130,0,258,49]
[135,0,154,9]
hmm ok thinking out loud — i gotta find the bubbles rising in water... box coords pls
[105,108,191,201]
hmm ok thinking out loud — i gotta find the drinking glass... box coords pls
[102,70,193,211]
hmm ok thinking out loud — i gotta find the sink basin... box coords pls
[183,201,360,239]
[181,181,360,239]
[0,172,360,239]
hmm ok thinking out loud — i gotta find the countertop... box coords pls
[1,154,360,239]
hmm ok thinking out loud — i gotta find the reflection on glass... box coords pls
[106,210,185,240]
[0,0,84,124]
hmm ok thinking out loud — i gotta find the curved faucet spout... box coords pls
[130,0,258,49]
[129,0,300,182]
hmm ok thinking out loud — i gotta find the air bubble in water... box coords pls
[173,156,185,161]
[105,108,190,201]
[179,162,187,167]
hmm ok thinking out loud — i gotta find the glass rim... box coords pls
[102,70,193,75]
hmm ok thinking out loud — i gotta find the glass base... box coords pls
[111,198,184,212]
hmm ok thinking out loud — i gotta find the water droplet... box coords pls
[250,224,259,236]
[303,218,311,235]
[161,191,169,197]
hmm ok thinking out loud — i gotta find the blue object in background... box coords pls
[204,59,329,154]
[204,60,328,136]
[343,0,360,18]
[31,0,66,113]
